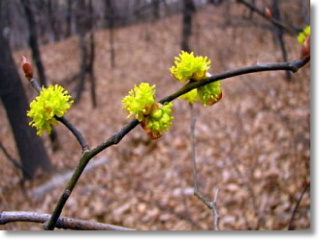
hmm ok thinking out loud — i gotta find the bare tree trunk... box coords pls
[75,34,87,103]
[75,0,97,108]
[208,0,222,5]
[153,0,160,21]
[65,0,73,38]
[0,140,31,178]
[181,0,195,52]
[300,0,310,24]
[271,0,291,81]
[88,0,97,108]
[105,0,115,68]
[47,0,60,42]
[88,33,97,108]
[0,21,51,179]
[74,0,87,103]
[21,0,47,87]
[223,0,231,26]
[21,0,60,150]
[249,0,255,19]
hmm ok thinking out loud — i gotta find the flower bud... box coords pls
[21,56,33,80]
[297,26,310,58]
[300,35,310,58]
[140,102,174,140]
[197,81,222,107]
[264,7,272,20]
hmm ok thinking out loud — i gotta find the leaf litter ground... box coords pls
[0,3,310,230]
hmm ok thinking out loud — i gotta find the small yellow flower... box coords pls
[121,82,156,121]
[197,81,222,107]
[297,25,310,45]
[122,83,174,139]
[141,102,174,139]
[169,51,211,83]
[179,89,198,104]
[27,85,73,136]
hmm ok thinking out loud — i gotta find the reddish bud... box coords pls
[207,92,223,106]
[138,102,165,140]
[264,7,272,20]
[140,120,162,140]
[300,35,310,58]
[21,56,33,80]
[301,179,310,188]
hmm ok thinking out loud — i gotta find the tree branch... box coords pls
[188,104,220,230]
[45,121,139,230]
[29,78,89,151]
[45,57,309,230]
[0,211,135,231]
[160,57,310,104]
[0,140,31,179]
[189,104,198,192]
[194,189,220,230]
[288,181,310,230]
[236,0,300,35]
[55,116,89,151]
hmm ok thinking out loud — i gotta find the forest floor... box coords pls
[0,2,310,230]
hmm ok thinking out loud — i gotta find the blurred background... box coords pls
[0,0,310,230]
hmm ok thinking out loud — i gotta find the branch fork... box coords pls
[17,56,309,230]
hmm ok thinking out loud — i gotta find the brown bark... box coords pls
[181,0,195,52]
[21,0,60,150]
[0,22,51,179]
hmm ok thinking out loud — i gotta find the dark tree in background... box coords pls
[65,0,73,38]
[47,0,60,42]
[88,0,97,108]
[21,0,60,151]
[74,0,88,103]
[152,0,160,21]
[0,0,51,179]
[181,0,195,52]
[270,0,291,80]
[105,0,116,68]
[249,0,256,19]
[20,0,47,87]
[74,0,97,108]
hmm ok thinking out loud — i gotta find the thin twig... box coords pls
[0,211,135,231]
[189,104,198,191]
[194,190,220,230]
[29,78,89,151]
[46,57,309,230]
[0,140,31,179]
[189,103,220,230]
[212,188,220,231]
[288,182,310,230]
[55,116,89,151]
[236,0,299,35]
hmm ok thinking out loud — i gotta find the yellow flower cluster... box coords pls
[179,89,198,104]
[141,102,174,139]
[27,85,73,136]
[297,26,310,45]
[171,51,222,107]
[122,83,156,121]
[169,51,211,83]
[122,82,174,139]
[197,82,222,106]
